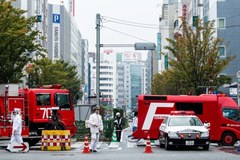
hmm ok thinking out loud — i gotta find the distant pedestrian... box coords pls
[7,108,23,150]
[114,112,123,142]
[132,111,138,133]
[88,105,103,152]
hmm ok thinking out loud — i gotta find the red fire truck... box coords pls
[133,94,240,146]
[0,84,77,145]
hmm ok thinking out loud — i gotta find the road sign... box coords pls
[134,43,156,50]
[53,14,60,23]
[9,142,29,153]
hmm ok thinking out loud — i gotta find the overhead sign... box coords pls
[9,142,29,153]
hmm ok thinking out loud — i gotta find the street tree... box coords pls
[25,58,82,101]
[0,1,44,83]
[155,17,234,95]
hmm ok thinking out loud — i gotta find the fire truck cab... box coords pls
[0,84,77,145]
[133,94,240,146]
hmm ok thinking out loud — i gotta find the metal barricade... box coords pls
[41,130,71,151]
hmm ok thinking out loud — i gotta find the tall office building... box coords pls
[203,0,240,99]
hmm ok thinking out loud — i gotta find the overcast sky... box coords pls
[75,0,161,52]
[50,0,162,52]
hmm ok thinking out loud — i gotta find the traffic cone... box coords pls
[108,127,119,148]
[82,136,90,153]
[144,134,153,153]
[111,127,118,142]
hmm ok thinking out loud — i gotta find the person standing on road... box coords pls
[132,111,138,133]
[7,108,23,150]
[88,105,103,152]
[114,112,123,142]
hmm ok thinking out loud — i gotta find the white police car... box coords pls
[159,111,210,150]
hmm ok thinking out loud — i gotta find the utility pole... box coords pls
[96,13,101,106]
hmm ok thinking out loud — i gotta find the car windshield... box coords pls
[222,108,240,122]
[168,117,203,126]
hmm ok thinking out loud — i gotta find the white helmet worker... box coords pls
[116,112,120,117]
[13,108,21,114]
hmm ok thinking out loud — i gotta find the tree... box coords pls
[0,1,44,83]
[26,58,82,100]
[154,17,234,95]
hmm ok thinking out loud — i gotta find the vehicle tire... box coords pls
[46,122,65,130]
[203,145,209,150]
[29,138,40,146]
[165,137,171,150]
[221,132,236,146]
[159,135,165,148]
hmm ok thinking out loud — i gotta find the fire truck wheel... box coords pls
[221,132,236,146]
[46,122,65,130]
[29,138,41,146]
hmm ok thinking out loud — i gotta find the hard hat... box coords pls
[116,112,120,116]
[13,108,21,114]
[93,105,100,110]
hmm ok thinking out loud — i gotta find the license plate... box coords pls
[185,141,194,146]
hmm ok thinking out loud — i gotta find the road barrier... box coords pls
[41,130,71,151]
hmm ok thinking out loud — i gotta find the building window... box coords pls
[218,46,226,57]
[218,18,225,29]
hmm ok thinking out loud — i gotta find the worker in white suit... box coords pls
[7,108,23,150]
[88,106,103,152]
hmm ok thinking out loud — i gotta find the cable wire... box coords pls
[102,16,159,26]
[104,20,159,29]
[102,26,153,43]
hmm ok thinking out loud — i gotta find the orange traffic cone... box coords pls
[144,134,153,153]
[82,136,91,153]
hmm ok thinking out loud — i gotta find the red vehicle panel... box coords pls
[133,94,240,146]
[0,84,77,145]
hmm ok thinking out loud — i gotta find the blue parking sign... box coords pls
[53,14,60,23]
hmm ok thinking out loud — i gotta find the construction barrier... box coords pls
[41,130,71,151]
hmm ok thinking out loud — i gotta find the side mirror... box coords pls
[160,123,166,130]
[203,122,210,128]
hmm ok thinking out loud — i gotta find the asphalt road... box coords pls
[0,127,239,160]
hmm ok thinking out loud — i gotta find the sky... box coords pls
[50,0,162,52]
[75,0,162,52]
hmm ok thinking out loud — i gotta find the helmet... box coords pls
[93,105,100,110]
[13,108,21,114]
[116,112,120,116]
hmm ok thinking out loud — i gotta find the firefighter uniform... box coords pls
[7,108,23,150]
[88,106,103,152]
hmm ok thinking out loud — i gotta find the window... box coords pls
[55,93,71,110]
[168,117,203,126]
[222,108,240,122]
[176,103,203,114]
[218,46,226,57]
[36,94,51,106]
[218,18,225,29]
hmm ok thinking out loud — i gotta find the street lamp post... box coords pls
[95,14,156,106]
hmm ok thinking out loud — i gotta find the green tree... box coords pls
[154,17,234,95]
[0,1,44,83]
[26,58,82,100]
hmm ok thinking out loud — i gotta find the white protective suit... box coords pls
[88,112,103,151]
[7,108,23,150]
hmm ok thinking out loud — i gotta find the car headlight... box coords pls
[201,131,209,137]
[168,131,178,138]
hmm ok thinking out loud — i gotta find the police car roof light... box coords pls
[170,110,195,115]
